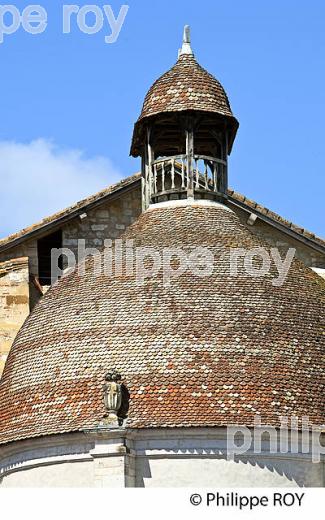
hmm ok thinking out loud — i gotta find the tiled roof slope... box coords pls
[228,190,325,250]
[138,54,235,120]
[0,203,324,443]
[0,173,324,253]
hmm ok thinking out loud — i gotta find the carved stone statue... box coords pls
[102,370,123,427]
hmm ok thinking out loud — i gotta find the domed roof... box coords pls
[130,27,239,156]
[0,201,324,444]
[138,53,234,121]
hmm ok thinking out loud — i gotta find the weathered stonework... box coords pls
[0,257,30,374]
[62,188,141,263]
[0,239,38,277]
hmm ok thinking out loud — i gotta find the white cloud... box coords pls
[0,139,122,238]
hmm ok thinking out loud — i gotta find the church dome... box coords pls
[0,201,324,445]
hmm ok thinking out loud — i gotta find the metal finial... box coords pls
[178,25,194,57]
[183,25,190,44]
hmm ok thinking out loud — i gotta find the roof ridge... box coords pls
[0,173,141,249]
[0,173,323,253]
[228,188,325,248]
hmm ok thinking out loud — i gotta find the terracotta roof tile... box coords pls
[138,54,234,120]
[130,54,239,156]
[0,203,323,444]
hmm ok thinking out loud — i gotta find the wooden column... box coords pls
[146,126,154,207]
[218,133,228,196]
[186,122,194,199]
[141,152,146,212]
[223,132,229,196]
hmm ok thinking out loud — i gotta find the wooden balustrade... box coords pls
[149,154,227,202]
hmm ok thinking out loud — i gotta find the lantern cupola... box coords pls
[130,26,239,210]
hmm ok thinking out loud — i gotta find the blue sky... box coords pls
[0,0,324,237]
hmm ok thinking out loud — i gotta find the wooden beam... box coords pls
[146,126,154,207]
[186,125,194,198]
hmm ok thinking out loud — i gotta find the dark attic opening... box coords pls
[37,229,63,286]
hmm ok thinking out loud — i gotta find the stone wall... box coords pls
[0,257,30,375]
[0,239,38,277]
[0,187,142,279]
[62,187,142,262]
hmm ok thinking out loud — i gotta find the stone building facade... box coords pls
[0,258,30,374]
